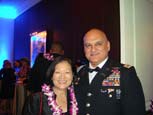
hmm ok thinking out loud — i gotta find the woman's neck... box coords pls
[53,87,67,113]
[53,87,67,96]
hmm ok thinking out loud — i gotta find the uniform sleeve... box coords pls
[121,66,146,115]
[22,93,41,115]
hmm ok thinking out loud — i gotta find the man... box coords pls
[77,28,146,115]
[27,41,64,93]
[50,41,64,58]
[0,60,15,99]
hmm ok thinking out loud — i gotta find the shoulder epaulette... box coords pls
[77,65,86,73]
[123,64,132,68]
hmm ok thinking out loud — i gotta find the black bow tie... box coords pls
[88,67,100,73]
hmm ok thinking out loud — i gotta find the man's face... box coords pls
[84,30,110,67]
[50,44,64,55]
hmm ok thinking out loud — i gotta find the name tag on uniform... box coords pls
[100,88,121,99]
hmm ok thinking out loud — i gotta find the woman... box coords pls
[22,57,79,115]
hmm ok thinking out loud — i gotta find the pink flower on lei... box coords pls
[42,84,78,115]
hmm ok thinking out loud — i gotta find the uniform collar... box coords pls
[89,57,108,69]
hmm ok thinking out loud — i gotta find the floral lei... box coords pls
[43,53,54,61]
[42,84,78,115]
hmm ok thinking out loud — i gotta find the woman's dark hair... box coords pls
[45,56,74,86]
[27,53,52,92]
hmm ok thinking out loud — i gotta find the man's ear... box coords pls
[107,41,110,51]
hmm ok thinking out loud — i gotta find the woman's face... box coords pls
[52,61,73,90]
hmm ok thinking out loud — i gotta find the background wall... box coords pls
[14,0,120,63]
[0,19,14,68]
[120,0,153,110]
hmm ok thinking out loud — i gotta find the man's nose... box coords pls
[91,45,96,51]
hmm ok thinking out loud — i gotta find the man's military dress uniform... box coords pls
[76,59,145,115]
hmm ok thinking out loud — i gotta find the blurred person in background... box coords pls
[0,60,15,99]
[12,58,31,115]
[27,41,65,93]
[0,60,15,113]
[13,60,21,80]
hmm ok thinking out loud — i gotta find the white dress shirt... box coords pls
[88,57,108,84]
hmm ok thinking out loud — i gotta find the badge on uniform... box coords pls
[101,88,121,99]
[102,67,120,86]
[116,89,121,99]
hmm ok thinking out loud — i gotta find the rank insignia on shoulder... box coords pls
[123,64,132,68]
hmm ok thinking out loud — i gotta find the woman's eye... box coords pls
[55,71,60,74]
[66,71,70,74]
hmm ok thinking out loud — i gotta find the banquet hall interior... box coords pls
[0,0,153,115]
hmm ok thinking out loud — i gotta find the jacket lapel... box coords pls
[90,59,113,87]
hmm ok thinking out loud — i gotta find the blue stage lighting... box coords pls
[0,49,8,69]
[0,5,17,19]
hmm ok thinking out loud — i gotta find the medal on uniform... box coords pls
[102,67,120,86]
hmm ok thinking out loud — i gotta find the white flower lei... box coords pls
[42,84,78,115]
